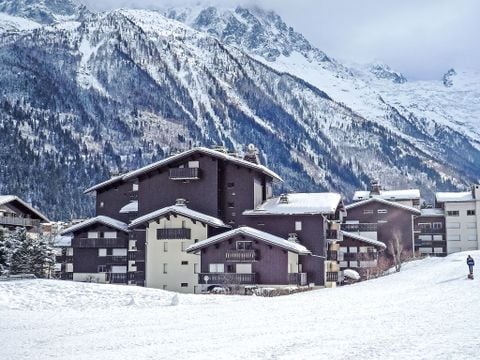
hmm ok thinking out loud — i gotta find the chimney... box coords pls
[472,184,480,200]
[243,144,261,165]
[212,145,228,154]
[279,193,289,204]
[370,180,381,195]
[287,233,299,243]
[175,198,187,207]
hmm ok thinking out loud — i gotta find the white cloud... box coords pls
[78,0,480,80]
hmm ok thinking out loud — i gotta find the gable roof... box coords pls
[0,195,49,222]
[435,191,473,203]
[353,189,420,201]
[243,193,342,216]
[340,230,387,249]
[129,204,230,229]
[84,147,282,194]
[345,197,421,215]
[186,226,311,255]
[60,216,128,235]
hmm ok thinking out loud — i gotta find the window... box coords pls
[98,248,107,257]
[468,235,477,241]
[111,266,127,273]
[236,241,253,250]
[449,234,461,241]
[236,263,252,274]
[188,161,199,168]
[447,210,459,216]
[163,263,168,274]
[467,222,476,229]
[181,242,187,252]
[181,283,188,287]
[419,235,432,241]
[132,183,139,192]
[432,223,443,229]
[99,202,104,208]
[209,263,224,273]
[227,202,235,208]
[363,209,373,215]
[98,265,107,273]
[88,231,99,239]
[194,263,199,274]
[164,242,168,252]
[377,209,388,214]
[418,223,432,230]
[66,248,73,256]
[295,221,302,231]
[104,231,117,239]
[112,248,127,256]
[467,210,476,216]
[433,235,443,241]
[181,261,189,265]
[227,182,235,188]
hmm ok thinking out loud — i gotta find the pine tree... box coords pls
[0,229,21,275]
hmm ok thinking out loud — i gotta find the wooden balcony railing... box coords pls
[417,228,444,234]
[157,228,191,240]
[0,216,40,227]
[288,272,307,286]
[326,271,338,282]
[327,250,338,261]
[107,273,127,284]
[326,230,339,240]
[198,273,256,285]
[72,238,127,248]
[106,256,128,264]
[169,167,200,180]
[225,250,257,262]
[342,223,378,232]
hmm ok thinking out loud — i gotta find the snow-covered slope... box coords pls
[0,11,40,32]
[1,251,479,359]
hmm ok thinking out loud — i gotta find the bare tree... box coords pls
[388,230,404,272]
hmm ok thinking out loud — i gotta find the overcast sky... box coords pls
[79,0,480,80]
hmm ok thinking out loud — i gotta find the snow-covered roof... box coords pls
[119,201,138,214]
[84,147,282,194]
[53,234,72,247]
[129,204,229,229]
[353,189,420,201]
[0,195,49,222]
[61,216,129,235]
[420,208,445,217]
[340,231,387,249]
[345,197,421,215]
[186,226,311,255]
[435,191,474,203]
[243,193,342,216]
[83,174,124,194]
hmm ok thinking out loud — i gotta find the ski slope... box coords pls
[1,251,479,359]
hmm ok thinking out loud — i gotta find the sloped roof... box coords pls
[243,193,342,216]
[60,216,128,235]
[0,195,49,222]
[53,234,72,247]
[353,189,420,201]
[345,197,421,215]
[420,208,445,217]
[435,192,473,203]
[120,201,138,214]
[129,204,229,229]
[84,147,282,194]
[186,226,311,255]
[340,231,387,249]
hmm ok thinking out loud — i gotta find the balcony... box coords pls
[198,273,256,285]
[326,271,338,282]
[225,250,257,262]
[106,256,128,264]
[0,216,40,228]
[288,272,307,286]
[342,223,378,232]
[169,167,200,180]
[417,228,444,234]
[326,230,339,240]
[157,228,191,240]
[107,273,127,284]
[72,238,127,248]
[327,250,338,261]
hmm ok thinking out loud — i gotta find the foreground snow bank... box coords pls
[1,251,480,360]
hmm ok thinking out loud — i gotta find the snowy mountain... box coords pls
[2,251,480,359]
[0,2,479,219]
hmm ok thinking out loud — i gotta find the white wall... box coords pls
[145,214,207,294]
[444,202,478,253]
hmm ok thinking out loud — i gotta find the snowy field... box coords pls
[1,251,479,360]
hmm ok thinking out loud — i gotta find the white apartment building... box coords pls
[435,185,480,254]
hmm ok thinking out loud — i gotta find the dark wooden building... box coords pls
[0,195,49,233]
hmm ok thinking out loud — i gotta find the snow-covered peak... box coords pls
[0,0,89,25]
[368,61,408,83]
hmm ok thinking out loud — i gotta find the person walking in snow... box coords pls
[467,255,475,276]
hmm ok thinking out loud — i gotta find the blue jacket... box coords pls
[467,257,475,266]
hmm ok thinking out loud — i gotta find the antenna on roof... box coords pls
[243,144,261,164]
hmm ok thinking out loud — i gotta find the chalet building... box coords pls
[414,208,446,256]
[242,193,345,287]
[186,226,311,292]
[352,181,421,209]
[53,234,74,280]
[434,185,480,254]
[128,200,230,293]
[345,196,421,260]
[0,195,49,234]
[339,231,386,279]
